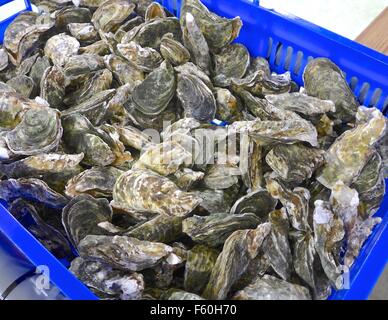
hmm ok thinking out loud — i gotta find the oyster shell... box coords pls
[68,23,99,43]
[145,2,167,21]
[265,143,325,184]
[70,257,144,300]
[112,169,201,217]
[317,107,386,189]
[78,234,173,271]
[203,223,271,299]
[65,166,123,198]
[54,6,92,31]
[215,88,241,122]
[0,46,8,71]
[63,53,105,77]
[172,168,204,191]
[183,212,260,247]
[6,75,35,98]
[132,61,175,115]
[184,244,219,294]
[203,164,239,190]
[233,275,311,300]
[303,58,358,123]
[44,33,80,66]
[40,66,66,110]
[160,33,190,66]
[5,107,62,156]
[0,178,68,209]
[62,194,113,248]
[177,73,216,122]
[117,42,163,73]
[181,0,242,51]
[115,124,152,151]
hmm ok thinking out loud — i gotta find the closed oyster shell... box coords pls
[91,0,135,34]
[79,40,110,56]
[317,107,386,189]
[117,42,162,73]
[116,124,152,151]
[230,189,277,220]
[63,53,105,77]
[145,2,167,21]
[5,107,62,156]
[6,75,35,98]
[160,34,190,66]
[303,58,358,123]
[62,194,113,248]
[112,169,201,217]
[54,6,92,31]
[70,257,144,300]
[182,13,211,75]
[181,0,242,51]
[213,44,250,86]
[125,215,183,243]
[68,23,99,43]
[104,85,133,125]
[184,244,219,294]
[266,143,325,184]
[215,88,241,122]
[78,234,173,271]
[203,164,239,190]
[40,65,66,110]
[44,33,80,66]
[203,223,271,300]
[0,178,68,209]
[9,199,72,259]
[182,212,260,247]
[0,92,37,129]
[193,187,238,214]
[132,61,175,116]
[0,46,8,71]
[30,56,51,86]
[233,275,311,300]
[172,168,204,191]
[177,73,216,122]
[65,166,123,198]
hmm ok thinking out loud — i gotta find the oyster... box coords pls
[5,107,62,156]
[40,66,66,110]
[233,275,311,300]
[115,125,152,151]
[193,187,238,214]
[177,73,216,122]
[112,169,201,217]
[91,0,135,34]
[230,189,277,220]
[0,92,37,129]
[317,107,386,189]
[0,46,8,71]
[125,215,183,243]
[63,53,105,77]
[303,58,358,122]
[78,235,173,271]
[44,33,80,66]
[182,212,260,247]
[203,164,239,190]
[184,245,219,294]
[160,33,190,66]
[117,42,163,73]
[30,56,51,86]
[265,143,325,184]
[0,178,68,209]
[181,0,242,51]
[9,199,72,259]
[65,166,123,198]
[54,6,92,31]
[132,61,175,115]
[6,75,35,98]
[145,2,167,21]
[68,23,99,43]
[203,223,271,299]
[62,194,113,248]
[70,257,144,300]
[215,88,241,122]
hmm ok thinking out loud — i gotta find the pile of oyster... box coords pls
[0,0,386,300]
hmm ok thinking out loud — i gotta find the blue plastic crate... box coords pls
[0,0,387,300]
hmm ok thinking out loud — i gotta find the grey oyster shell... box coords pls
[5,107,63,156]
[132,61,175,116]
[160,34,191,66]
[70,257,144,300]
[112,169,202,217]
[68,23,99,43]
[78,235,173,271]
[144,2,167,21]
[65,166,123,198]
[233,275,311,300]
[44,33,80,66]
[182,212,260,247]
[203,223,271,299]
[303,58,359,123]
[62,194,113,248]
[40,65,66,110]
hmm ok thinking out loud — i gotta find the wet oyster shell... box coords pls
[132,61,176,116]
[78,234,173,271]
[68,23,99,43]
[40,66,66,110]
[172,168,204,191]
[6,75,35,98]
[184,244,219,294]
[303,58,358,123]
[65,166,123,198]
[112,169,201,217]
[233,275,311,300]
[215,88,241,122]
[182,212,260,247]
[5,107,62,156]
[203,223,271,300]
[177,73,216,122]
[145,2,167,21]
[44,33,80,66]
[79,40,111,56]
[70,257,144,300]
[265,143,325,184]
[0,178,68,209]
[115,124,152,151]
[160,33,190,66]
[62,194,113,248]
[54,6,92,31]
[63,53,105,77]
[30,56,51,86]
[125,215,183,243]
